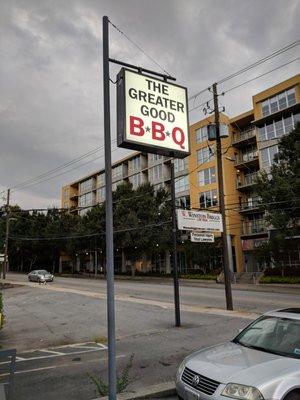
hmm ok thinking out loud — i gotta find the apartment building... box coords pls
[61,74,300,274]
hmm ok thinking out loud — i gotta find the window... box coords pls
[199,189,218,208]
[175,175,189,193]
[97,186,106,200]
[174,158,188,173]
[97,173,105,186]
[130,157,140,172]
[112,165,123,180]
[260,87,296,117]
[64,202,68,209]
[149,164,163,182]
[175,195,190,209]
[196,146,214,165]
[64,187,69,200]
[129,173,141,189]
[258,113,299,142]
[198,167,216,186]
[195,126,208,143]
[79,178,94,193]
[260,145,278,168]
[150,154,163,163]
[79,192,93,206]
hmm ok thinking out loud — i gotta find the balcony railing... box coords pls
[241,197,261,210]
[236,172,259,188]
[242,219,267,235]
[233,129,256,144]
[234,152,259,166]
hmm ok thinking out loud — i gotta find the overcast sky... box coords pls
[0,0,299,209]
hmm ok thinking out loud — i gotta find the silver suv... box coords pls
[176,308,300,400]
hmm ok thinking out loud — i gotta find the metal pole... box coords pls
[212,83,233,310]
[102,16,117,400]
[170,160,181,326]
[3,189,10,280]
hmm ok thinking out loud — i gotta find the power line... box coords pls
[218,40,300,84]
[9,220,171,241]
[11,140,117,192]
[188,40,300,102]
[108,19,172,77]
[224,57,300,94]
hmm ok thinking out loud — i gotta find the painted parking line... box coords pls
[0,354,126,378]
[0,342,107,365]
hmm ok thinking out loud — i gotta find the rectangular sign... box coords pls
[117,68,189,158]
[191,232,215,243]
[177,209,223,232]
[0,254,4,262]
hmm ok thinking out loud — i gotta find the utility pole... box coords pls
[102,16,117,400]
[3,189,10,280]
[170,160,181,327]
[212,83,233,311]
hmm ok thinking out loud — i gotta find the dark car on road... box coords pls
[28,270,54,283]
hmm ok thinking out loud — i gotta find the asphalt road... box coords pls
[1,273,299,400]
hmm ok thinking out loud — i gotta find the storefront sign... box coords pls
[177,209,223,232]
[117,68,189,158]
[191,232,215,243]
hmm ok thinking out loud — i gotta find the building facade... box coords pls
[61,74,300,274]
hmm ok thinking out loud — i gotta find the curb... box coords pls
[92,382,176,400]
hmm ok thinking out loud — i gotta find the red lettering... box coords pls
[172,127,185,149]
[152,122,165,141]
[130,116,144,136]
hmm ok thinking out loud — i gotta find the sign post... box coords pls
[102,16,117,400]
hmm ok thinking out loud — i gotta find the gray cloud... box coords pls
[0,0,299,208]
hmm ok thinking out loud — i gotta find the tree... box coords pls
[255,123,300,271]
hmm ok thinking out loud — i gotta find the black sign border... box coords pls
[117,68,190,159]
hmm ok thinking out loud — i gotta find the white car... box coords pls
[176,308,300,400]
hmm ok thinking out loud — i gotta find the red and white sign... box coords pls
[117,68,189,158]
[177,209,223,232]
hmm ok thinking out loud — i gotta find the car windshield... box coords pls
[233,316,300,359]
[38,270,48,274]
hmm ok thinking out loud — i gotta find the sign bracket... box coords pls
[109,58,176,82]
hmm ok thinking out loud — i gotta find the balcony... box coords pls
[242,219,267,236]
[232,129,257,148]
[240,197,261,213]
[234,152,259,170]
[236,172,259,191]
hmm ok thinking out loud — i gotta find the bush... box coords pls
[260,276,300,284]
[263,266,300,277]
[180,274,217,280]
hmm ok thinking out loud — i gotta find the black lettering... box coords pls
[129,88,137,99]
[138,91,147,102]
[177,102,184,112]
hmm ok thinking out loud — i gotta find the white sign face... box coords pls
[177,209,223,232]
[191,232,215,243]
[117,68,189,158]
[0,254,4,262]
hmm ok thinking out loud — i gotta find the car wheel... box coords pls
[284,391,300,400]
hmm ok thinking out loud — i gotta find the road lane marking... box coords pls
[0,354,126,378]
